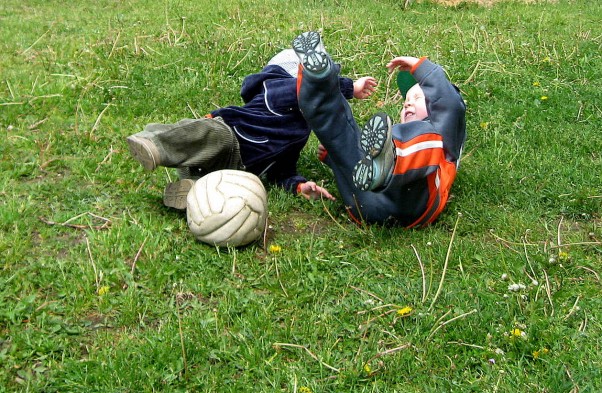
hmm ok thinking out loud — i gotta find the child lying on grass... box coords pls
[126,48,377,209]
[293,31,466,226]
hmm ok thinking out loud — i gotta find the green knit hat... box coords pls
[396,71,415,98]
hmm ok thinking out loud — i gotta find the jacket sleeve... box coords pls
[338,77,355,100]
[411,59,466,161]
[265,151,307,194]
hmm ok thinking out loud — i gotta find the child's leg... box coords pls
[293,32,395,223]
[293,33,363,178]
[126,117,243,174]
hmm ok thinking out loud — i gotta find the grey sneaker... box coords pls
[352,113,395,191]
[126,135,161,171]
[163,179,195,210]
[292,31,329,73]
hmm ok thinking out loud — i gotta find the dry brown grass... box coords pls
[429,0,553,5]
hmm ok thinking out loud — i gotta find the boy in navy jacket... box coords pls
[127,49,377,209]
[293,32,466,226]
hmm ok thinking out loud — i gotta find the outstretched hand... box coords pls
[386,56,420,73]
[298,181,336,201]
[353,76,378,99]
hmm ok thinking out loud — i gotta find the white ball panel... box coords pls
[205,170,226,213]
[186,184,205,227]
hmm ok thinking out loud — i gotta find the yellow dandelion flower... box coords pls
[540,96,548,101]
[397,306,413,316]
[532,81,540,87]
[510,328,523,338]
[269,244,282,253]
[299,387,312,393]
[98,286,110,296]
[480,121,489,129]
[364,363,372,373]
[534,348,549,359]
[558,251,569,261]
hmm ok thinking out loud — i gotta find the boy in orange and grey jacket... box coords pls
[293,31,466,226]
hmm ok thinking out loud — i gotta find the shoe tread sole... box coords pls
[292,32,328,73]
[352,156,373,191]
[163,180,194,210]
[353,113,394,191]
[127,136,157,171]
[360,114,389,158]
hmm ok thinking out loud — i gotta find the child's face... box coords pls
[400,84,428,124]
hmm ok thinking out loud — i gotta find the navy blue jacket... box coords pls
[212,65,354,193]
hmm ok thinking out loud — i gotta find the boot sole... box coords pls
[292,31,328,73]
[127,136,159,171]
[360,113,391,158]
[352,156,374,191]
[352,113,394,191]
[163,179,195,210]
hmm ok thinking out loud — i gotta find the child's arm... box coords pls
[297,181,336,201]
[338,76,377,100]
[386,56,422,73]
[353,77,377,99]
[266,156,335,201]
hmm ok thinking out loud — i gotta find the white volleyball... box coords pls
[186,170,268,247]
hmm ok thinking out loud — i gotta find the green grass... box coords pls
[1,0,601,391]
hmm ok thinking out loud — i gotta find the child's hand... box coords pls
[298,181,336,201]
[386,56,420,73]
[353,76,377,99]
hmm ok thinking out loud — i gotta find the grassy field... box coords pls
[1,0,601,391]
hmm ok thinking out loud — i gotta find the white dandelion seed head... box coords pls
[508,283,526,292]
